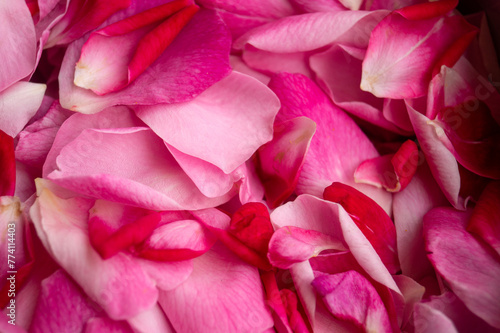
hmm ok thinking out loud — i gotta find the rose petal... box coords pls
[0,130,16,196]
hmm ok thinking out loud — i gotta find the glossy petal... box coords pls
[0,0,36,91]
[47,128,231,210]
[361,0,477,98]
[268,226,347,269]
[312,271,392,333]
[159,243,273,333]
[424,207,500,328]
[323,182,400,274]
[354,140,419,192]
[0,130,15,196]
[0,82,46,137]
[59,9,231,114]
[257,117,316,208]
[268,73,392,214]
[467,181,500,256]
[135,71,280,174]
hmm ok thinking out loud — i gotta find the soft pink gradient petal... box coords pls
[268,226,347,269]
[424,207,500,328]
[467,181,500,256]
[361,0,477,98]
[268,73,392,214]
[159,243,273,333]
[59,9,231,114]
[312,271,392,333]
[47,128,231,210]
[257,117,316,208]
[135,71,280,174]
[0,82,46,138]
[393,162,448,280]
[242,47,313,78]
[126,304,175,333]
[0,0,36,91]
[393,275,425,330]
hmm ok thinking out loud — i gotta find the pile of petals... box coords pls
[1,0,500,332]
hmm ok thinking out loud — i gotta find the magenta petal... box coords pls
[0,130,16,197]
[268,226,347,269]
[135,71,280,174]
[47,128,231,210]
[424,207,500,328]
[361,1,477,98]
[312,271,392,333]
[60,9,231,114]
[257,117,316,208]
[355,140,419,192]
[0,0,36,91]
[159,243,273,332]
[268,72,392,214]
[467,181,500,256]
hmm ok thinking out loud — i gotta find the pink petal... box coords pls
[126,304,175,333]
[0,82,46,137]
[0,130,16,196]
[135,71,280,174]
[47,128,232,210]
[268,72,392,214]
[197,0,295,19]
[260,271,294,333]
[467,181,500,256]
[0,0,36,91]
[268,226,347,269]
[280,289,309,333]
[393,162,448,280]
[424,207,500,328]
[393,275,425,330]
[242,48,313,78]
[158,243,273,333]
[257,117,316,208]
[59,9,231,114]
[31,187,159,319]
[323,182,400,274]
[407,103,466,209]
[84,317,134,333]
[361,0,478,98]
[312,270,392,333]
[354,140,419,192]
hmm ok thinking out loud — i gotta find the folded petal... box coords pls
[257,117,316,208]
[467,181,500,256]
[361,0,477,98]
[60,9,231,114]
[158,243,273,333]
[354,140,419,192]
[0,130,15,196]
[0,82,46,137]
[0,0,36,91]
[268,72,392,214]
[47,127,231,210]
[424,207,500,328]
[135,71,280,174]
[312,271,392,333]
[323,182,400,274]
[268,226,347,269]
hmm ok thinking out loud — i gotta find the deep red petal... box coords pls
[0,130,15,196]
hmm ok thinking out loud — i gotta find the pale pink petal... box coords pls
[31,187,159,319]
[47,128,232,210]
[59,9,231,114]
[268,73,392,214]
[289,0,345,12]
[242,48,313,78]
[134,71,279,174]
[467,181,500,256]
[268,226,347,269]
[361,1,477,98]
[234,160,266,204]
[0,82,46,138]
[158,243,273,332]
[0,0,36,91]
[230,55,270,84]
[393,275,425,330]
[393,162,448,280]
[323,182,400,274]
[407,103,465,209]
[234,10,388,52]
[257,117,316,208]
[16,101,73,171]
[414,302,458,333]
[354,140,419,192]
[126,304,175,333]
[312,270,392,333]
[424,207,500,328]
